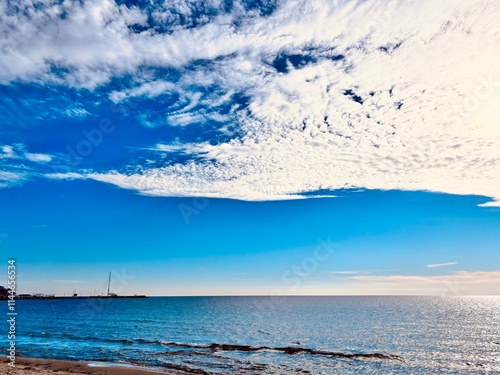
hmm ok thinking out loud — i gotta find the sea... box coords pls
[1,296,500,374]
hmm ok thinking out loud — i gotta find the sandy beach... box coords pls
[0,357,177,375]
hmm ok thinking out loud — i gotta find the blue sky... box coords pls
[1,181,499,295]
[1,0,500,295]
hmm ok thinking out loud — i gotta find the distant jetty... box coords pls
[1,272,147,300]
[14,294,147,300]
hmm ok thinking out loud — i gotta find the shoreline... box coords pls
[0,357,181,375]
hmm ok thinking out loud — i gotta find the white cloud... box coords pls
[2,145,53,163]
[0,0,148,88]
[44,172,86,180]
[2,0,500,204]
[64,107,90,118]
[351,271,500,284]
[0,145,42,187]
[167,112,207,127]
[150,143,210,155]
[0,171,25,188]
[0,145,15,158]
[330,270,364,275]
[426,262,458,269]
[25,153,52,163]
[109,81,176,103]
[1,144,26,160]
[0,145,61,187]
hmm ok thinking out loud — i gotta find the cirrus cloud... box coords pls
[426,262,458,269]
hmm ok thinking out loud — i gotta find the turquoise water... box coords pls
[1,296,500,374]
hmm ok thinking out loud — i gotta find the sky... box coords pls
[0,0,499,296]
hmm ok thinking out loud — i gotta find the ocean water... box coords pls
[1,296,500,374]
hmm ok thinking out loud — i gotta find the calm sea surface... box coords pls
[1,296,500,374]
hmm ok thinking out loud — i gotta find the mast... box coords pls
[107,271,111,296]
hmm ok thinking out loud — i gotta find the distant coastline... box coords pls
[0,286,147,300]
[9,294,147,300]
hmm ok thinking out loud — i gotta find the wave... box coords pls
[156,342,402,361]
[23,332,402,361]
[211,343,402,360]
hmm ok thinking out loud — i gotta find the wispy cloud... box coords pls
[330,270,364,275]
[0,144,58,187]
[349,271,500,284]
[0,145,15,159]
[0,171,25,188]
[426,262,458,269]
[25,153,52,163]
[347,270,500,295]
[64,107,90,119]
[2,144,54,163]
[44,172,86,180]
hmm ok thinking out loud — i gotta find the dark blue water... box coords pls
[1,296,499,374]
